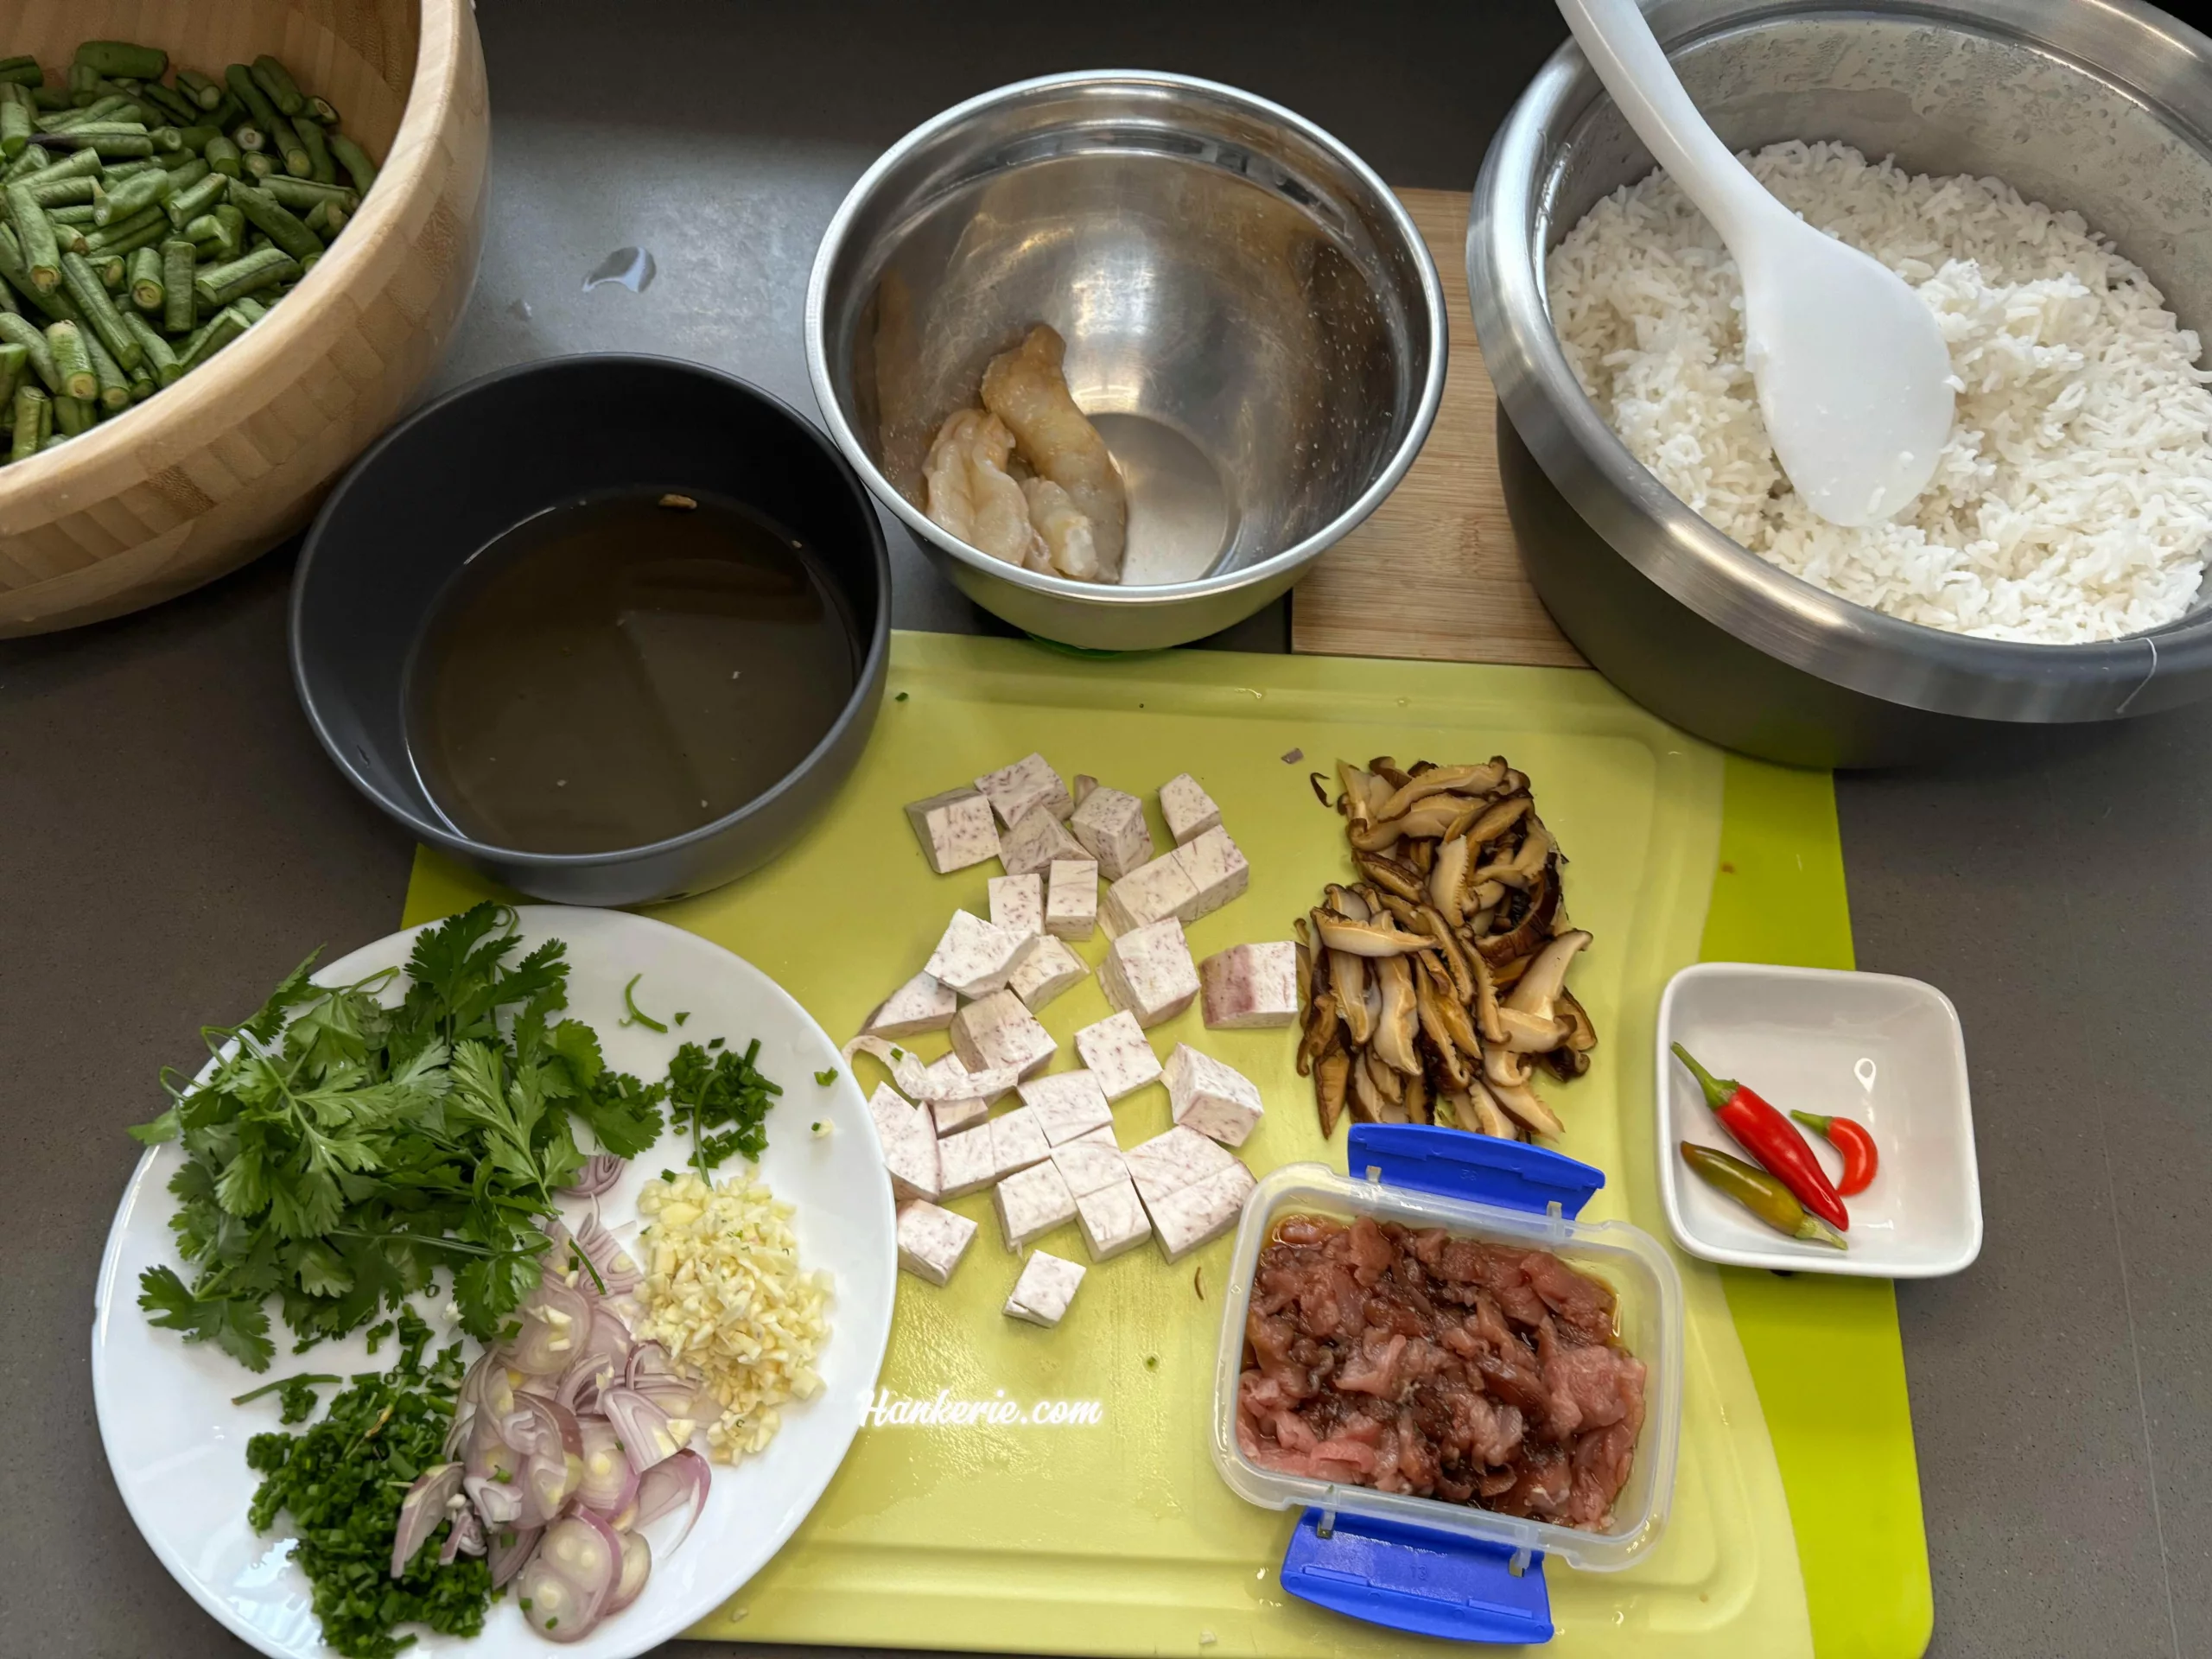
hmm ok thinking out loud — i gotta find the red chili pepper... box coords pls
[1789,1109,1879,1197]
[1670,1045,1849,1231]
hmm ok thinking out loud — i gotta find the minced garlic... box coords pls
[634,1170,832,1463]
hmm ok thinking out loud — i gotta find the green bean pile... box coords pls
[0,40,379,461]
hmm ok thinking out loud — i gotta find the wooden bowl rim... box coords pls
[0,0,472,522]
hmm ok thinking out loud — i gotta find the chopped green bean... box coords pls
[5,186,59,290]
[93,163,175,226]
[250,57,305,118]
[327,132,376,196]
[225,65,278,133]
[0,57,39,89]
[10,381,46,458]
[242,149,275,182]
[128,244,162,311]
[82,324,129,409]
[85,203,167,251]
[175,69,222,111]
[262,177,355,214]
[175,302,248,372]
[46,201,93,226]
[174,124,220,155]
[0,339,25,404]
[226,180,320,261]
[37,431,67,450]
[164,156,208,192]
[1,143,46,183]
[232,295,269,324]
[181,213,226,258]
[295,113,334,184]
[76,42,168,83]
[149,124,185,154]
[0,85,31,159]
[48,123,152,159]
[121,308,177,384]
[0,231,67,321]
[138,81,199,128]
[194,245,298,308]
[304,95,340,127]
[65,64,99,106]
[29,87,67,112]
[207,91,245,132]
[165,170,225,228]
[160,238,194,333]
[59,251,138,371]
[43,319,92,398]
[202,132,239,178]
[269,115,309,178]
[26,173,97,207]
[51,391,92,433]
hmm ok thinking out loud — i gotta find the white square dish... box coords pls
[1656,963,1981,1277]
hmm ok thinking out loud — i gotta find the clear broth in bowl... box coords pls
[405,488,859,855]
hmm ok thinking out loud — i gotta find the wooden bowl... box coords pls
[0,0,487,637]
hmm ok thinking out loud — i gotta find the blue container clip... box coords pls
[1274,1123,1608,1645]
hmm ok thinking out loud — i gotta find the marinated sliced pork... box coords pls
[1235,1215,1645,1530]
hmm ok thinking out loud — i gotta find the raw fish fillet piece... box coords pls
[982,325,1126,578]
[924,408,1046,569]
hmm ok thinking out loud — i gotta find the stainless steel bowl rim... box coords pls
[290,353,893,874]
[805,68,1450,612]
[1470,0,2212,723]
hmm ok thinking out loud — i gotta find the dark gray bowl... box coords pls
[290,355,890,906]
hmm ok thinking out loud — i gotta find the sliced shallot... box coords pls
[575,1416,639,1516]
[598,1385,686,1471]
[561,1153,626,1198]
[391,1462,464,1579]
[517,1510,623,1642]
[632,1447,710,1554]
[605,1531,652,1616]
[439,1504,486,1566]
[572,1212,642,1294]
[487,1522,543,1590]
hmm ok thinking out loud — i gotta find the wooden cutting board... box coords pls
[1289,188,1586,669]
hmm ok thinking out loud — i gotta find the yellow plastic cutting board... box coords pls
[401,632,1846,1656]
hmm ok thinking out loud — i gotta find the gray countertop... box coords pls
[5,3,2205,1655]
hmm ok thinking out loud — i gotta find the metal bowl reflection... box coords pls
[807,70,1446,650]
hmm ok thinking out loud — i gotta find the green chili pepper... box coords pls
[1679,1141,1845,1249]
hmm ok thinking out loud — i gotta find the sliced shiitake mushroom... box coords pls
[1429,836,1471,925]
[1418,906,1475,1002]
[1557,988,1598,1053]
[1470,949,1506,1045]
[1371,955,1422,1074]
[1355,850,1425,903]
[1316,916,1440,957]
[1465,1079,1522,1139]
[1477,874,1558,964]
[1403,1067,1432,1126]
[1315,1049,1350,1138]
[1374,761,1505,821]
[1489,1076,1565,1138]
[1505,928,1592,1024]
[1464,792,1531,848]
[1414,976,1474,1088]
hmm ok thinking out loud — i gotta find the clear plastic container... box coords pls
[1209,1131,1684,1576]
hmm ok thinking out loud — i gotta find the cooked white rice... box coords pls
[1547,140,2212,644]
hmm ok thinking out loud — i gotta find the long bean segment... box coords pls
[44,319,94,399]
[194,245,299,308]
[10,381,44,458]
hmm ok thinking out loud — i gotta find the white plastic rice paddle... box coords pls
[1557,0,1955,527]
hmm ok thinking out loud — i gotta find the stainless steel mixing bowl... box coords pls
[807,70,1446,651]
[1472,0,2212,766]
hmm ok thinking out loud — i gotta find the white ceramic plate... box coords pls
[91,906,895,1659]
[1655,962,1982,1277]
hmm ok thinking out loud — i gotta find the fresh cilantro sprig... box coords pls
[130,904,669,1370]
